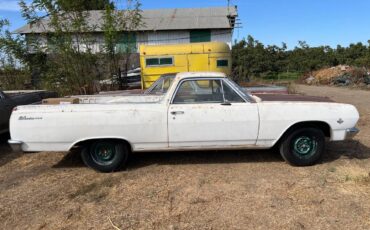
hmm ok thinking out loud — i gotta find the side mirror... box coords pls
[221,100,232,106]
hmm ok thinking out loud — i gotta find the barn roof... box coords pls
[13,6,238,34]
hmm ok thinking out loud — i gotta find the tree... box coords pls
[18,0,103,94]
[102,0,142,88]
[11,0,143,94]
[57,0,114,11]
[0,19,31,89]
[232,35,370,82]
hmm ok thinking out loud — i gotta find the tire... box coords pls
[279,128,325,166]
[81,140,129,172]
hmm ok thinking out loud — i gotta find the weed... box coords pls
[68,182,99,199]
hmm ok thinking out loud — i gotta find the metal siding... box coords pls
[91,33,105,53]
[26,30,232,54]
[14,7,237,34]
[137,33,148,47]
[211,29,232,48]
[71,34,104,53]
[146,31,190,45]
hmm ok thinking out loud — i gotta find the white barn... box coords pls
[14,6,238,53]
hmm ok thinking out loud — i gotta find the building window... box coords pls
[190,30,211,43]
[217,59,229,67]
[146,57,174,67]
[116,33,137,53]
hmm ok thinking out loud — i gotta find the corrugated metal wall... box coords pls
[145,31,190,45]
[211,29,232,48]
[26,29,232,54]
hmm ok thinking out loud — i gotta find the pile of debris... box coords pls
[303,65,370,88]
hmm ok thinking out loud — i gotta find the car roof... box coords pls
[176,72,227,80]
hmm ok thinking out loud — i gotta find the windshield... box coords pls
[145,75,175,95]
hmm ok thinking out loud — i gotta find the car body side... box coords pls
[8,72,359,153]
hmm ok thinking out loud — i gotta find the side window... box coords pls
[194,80,211,89]
[148,79,164,94]
[162,78,173,92]
[146,57,173,67]
[173,80,223,104]
[222,81,245,103]
[217,59,229,67]
[146,58,159,66]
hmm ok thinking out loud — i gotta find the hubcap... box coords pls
[91,142,116,165]
[293,136,317,159]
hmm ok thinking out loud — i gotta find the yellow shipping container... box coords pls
[139,42,231,89]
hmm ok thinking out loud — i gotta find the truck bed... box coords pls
[257,94,333,102]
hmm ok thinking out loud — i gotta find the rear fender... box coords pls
[69,137,134,152]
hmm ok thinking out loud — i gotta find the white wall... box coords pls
[144,31,190,45]
[26,29,233,54]
[211,29,233,48]
[140,29,232,47]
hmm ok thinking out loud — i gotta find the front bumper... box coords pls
[8,140,24,152]
[345,127,360,140]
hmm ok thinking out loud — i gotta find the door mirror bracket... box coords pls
[221,101,232,106]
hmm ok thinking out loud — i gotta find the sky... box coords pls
[1,0,370,49]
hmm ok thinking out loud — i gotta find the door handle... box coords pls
[171,111,185,115]
[221,102,232,106]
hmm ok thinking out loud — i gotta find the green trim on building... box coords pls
[190,30,211,43]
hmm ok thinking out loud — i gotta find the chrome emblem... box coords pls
[337,118,344,124]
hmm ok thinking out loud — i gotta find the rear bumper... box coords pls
[345,127,359,140]
[8,140,23,152]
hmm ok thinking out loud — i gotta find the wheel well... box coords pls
[275,121,331,147]
[70,138,133,152]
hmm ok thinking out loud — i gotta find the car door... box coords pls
[168,78,259,148]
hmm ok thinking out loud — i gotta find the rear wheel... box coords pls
[279,128,325,166]
[81,140,129,172]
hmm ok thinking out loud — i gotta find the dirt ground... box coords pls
[0,85,369,230]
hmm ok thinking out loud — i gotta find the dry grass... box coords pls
[0,85,369,229]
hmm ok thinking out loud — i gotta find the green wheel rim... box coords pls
[292,136,318,159]
[91,142,116,165]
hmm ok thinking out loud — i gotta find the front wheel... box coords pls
[81,140,129,172]
[279,128,325,166]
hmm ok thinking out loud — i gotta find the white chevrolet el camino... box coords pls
[8,72,359,172]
